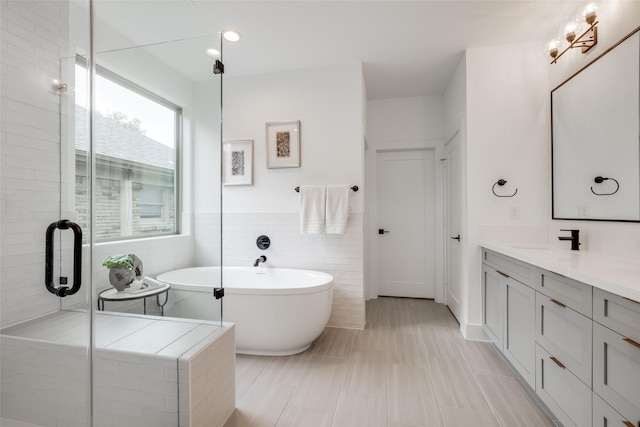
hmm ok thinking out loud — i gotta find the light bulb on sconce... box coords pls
[548,40,560,60]
[565,22,578,43]
[583,3,598,25]
[549,3,599,63]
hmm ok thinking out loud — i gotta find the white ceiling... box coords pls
[94,0,585,99]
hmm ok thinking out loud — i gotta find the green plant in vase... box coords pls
[102,254,134,291]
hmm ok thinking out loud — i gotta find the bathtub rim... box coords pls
[156,266,334,296]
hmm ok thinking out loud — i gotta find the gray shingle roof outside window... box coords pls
[75,105,175,170]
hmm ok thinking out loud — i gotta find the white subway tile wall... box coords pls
[0,336,89,427]
[195,212,365,329]
[1,0,71,327]
[178,324,236,427]
[1,0,196,326]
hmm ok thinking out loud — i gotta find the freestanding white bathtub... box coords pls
[156,267,333,356]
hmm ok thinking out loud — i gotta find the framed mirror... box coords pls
[552,27,640,221]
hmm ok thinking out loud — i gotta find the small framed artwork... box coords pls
[223,140,253,186]
[266,120,300,168]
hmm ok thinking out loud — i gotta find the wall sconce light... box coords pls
[549,3,599,64]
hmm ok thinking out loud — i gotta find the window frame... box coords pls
[76,57,183,242]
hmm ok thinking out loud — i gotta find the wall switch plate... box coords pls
[578,205,589,217]
[510,206,520,219]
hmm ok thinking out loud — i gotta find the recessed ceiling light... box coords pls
[206,48,220,57]
[222,30,242,42]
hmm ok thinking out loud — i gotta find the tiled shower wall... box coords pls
[0,0,70,327]
[194,212,366,329]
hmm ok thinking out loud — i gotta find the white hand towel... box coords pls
[299,185,326,234]
[326,185,350,234]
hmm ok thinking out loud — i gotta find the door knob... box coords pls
[378,229,390,235]
[451,234,461,241]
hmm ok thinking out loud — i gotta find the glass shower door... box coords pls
[0,1,93,426]
[90,2,224,425]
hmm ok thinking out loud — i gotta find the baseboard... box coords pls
[461,322,488,341]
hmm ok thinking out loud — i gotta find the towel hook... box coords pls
[590,176,619,196]
[295,186,358,192]
[492,179,517,198]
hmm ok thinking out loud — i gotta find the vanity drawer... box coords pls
[482,250,540,288]
[593,322,640,425]
[538,271,592,317]
[593,287,640,344]
[536,293,592,386]
[593,392,639,427]
[535,344,592,427]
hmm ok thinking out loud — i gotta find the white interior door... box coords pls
[377,149,435,298]
[445,132,463,321]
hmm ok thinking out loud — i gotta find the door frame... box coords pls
[364,142,445,302]
[443,119,471,334]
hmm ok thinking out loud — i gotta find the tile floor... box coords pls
[224,297,555,427]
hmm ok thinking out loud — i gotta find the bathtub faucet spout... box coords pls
[254,255,267,267]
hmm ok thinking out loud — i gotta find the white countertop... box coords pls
[481,242,640,303]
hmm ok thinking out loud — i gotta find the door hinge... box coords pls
[213,287,224,299]
[213,60,224,74]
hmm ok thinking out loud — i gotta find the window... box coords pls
[139,186,165,220]
[75,60,181,241]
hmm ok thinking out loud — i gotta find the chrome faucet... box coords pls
[558,229,580,250]
[254,255,267,267]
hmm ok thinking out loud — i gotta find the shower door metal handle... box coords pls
[45,220,83,297]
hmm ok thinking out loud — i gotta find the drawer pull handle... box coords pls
[496,270,509,278]
[623,296,640,305]
[622,337,640,350]
[621,421,634,427]
[549,356,566,369]
[550,299,566,308]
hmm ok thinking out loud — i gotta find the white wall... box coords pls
[443,54,466,141]
[222,64,364,213]
[446,41,550,338]
[365,96,445,300]
[1,0,73,327]
[193,63,366,329]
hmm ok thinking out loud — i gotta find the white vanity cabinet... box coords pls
[535,343,592,427]
[504,277,536,388]
[481,252,536,388]
[481,247,640,427]
[593,288,640,426]
[482,265,506,351]
[592,392,635,427]
[535,292,592,386]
